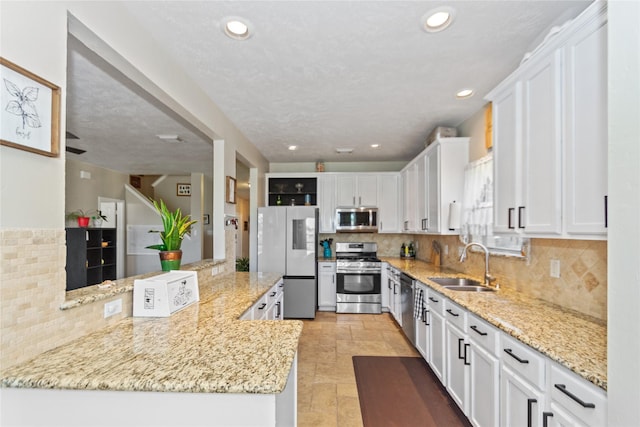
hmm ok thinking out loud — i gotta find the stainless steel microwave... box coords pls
[335,207,378,233]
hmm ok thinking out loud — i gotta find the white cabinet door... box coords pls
[563,13,608,236]
[402,162,418,232]
[428,309,446,385]
[492,82,522,234]
[336,174,377,207]
[468,342,500,427]
[317,262,336,311]
[416,153,428,231]
[445,321,469,414]
[378,174,401,233]
[501,364,545,427]
[318,174,336,233]
[357,174,378,207]
[336,175,356,207]
[414,283,428,359]
[426,145,440,233]
[521,51,562,235]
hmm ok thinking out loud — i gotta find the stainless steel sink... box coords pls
[428,277,483,287]
[443,285,495,292]
[428,277,496,292]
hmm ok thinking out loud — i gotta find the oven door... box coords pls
[336,271,381,295]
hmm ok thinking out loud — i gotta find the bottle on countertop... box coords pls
[276,195,282,205]
[404,243,409,257]
[408,242,415,257]
[400,243,406,257]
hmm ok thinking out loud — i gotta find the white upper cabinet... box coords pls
[336,174,377,207]
[317,174,336,233]
[405,137,468,235]
[563,7,608,236]
[378,174,401,233]
[401,161,418,232]
[487,1,607,240]
[492,82,521,233]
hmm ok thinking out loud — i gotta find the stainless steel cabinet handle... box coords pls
[464,343,470,366]
[270,291,277,297]
[518,206,525,229]
[508,208,515,229]
[542,412,553,427]
[258,303,267,310]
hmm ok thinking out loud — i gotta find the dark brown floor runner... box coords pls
[353,356,472,427]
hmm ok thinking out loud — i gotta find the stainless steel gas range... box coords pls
[335,242,382,314]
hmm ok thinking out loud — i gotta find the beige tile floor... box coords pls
[297,312,420,427]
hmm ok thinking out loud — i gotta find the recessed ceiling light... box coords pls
[371,144,380,148]
[222,17,253,40]
[422,7,456,33]
[288,145,298,151]
[456,89,474,99]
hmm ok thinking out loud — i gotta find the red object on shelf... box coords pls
[77,217,90,227]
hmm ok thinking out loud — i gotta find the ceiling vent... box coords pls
[336,148,354,154]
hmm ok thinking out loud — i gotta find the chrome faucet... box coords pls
[459,242,498,289]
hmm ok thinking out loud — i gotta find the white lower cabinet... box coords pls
[397,275,608,427]
[467,314,501,427]
[546,362,607,427]
[414,282,428,358]
[241,280,284,320]
[426,290,446,385]
[444,300,469,414]
[317,261,336,311]
[501,364,546,427]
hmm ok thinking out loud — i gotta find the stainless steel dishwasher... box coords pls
[400,273,415,346]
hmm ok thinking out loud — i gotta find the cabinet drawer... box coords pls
[549,362,607,427]
[252,294,269,320]
[426,289,445,315]
[443,299,466,332]
[467,313,500,356]
[318,262,336,272]
[501,334,546,389]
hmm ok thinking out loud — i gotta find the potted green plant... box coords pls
[66,209,107,228]
[146,198,197,271]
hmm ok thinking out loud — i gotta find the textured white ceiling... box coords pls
[66,1,592,174]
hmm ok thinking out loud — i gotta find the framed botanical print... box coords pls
[0,57,61,157]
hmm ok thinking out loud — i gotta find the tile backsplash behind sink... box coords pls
[323,233,607,321]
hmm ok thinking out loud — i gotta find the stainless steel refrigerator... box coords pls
[257,206,318,319]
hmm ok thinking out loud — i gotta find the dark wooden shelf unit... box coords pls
[268,177,317,206]
[65,228,117,291]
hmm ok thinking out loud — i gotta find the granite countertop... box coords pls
[382,257,607,390]
[1,272,303,394]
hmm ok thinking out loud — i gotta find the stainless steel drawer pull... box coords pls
[470,325,487,336]
[446,308,459,317]
[429,297,439,303]
[258,303,267,310]
[554,384,596,408]
[270,291,277,297]
[504,348,529,364]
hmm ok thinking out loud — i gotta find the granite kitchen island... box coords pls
[1,272,302,427]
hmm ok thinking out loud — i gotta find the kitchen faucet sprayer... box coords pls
[459,242,499,289]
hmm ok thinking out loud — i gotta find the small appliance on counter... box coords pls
[133,271,199,317]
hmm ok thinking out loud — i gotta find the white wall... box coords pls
[456,104,491,162]
[607,0,640,424]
